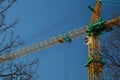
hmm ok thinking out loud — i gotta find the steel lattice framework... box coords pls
[0,0,120,80]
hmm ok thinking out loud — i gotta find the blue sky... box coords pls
[6,0,119,80]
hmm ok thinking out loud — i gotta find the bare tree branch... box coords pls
[0,0,40,80]
[101,26,120,80]
[0,58,39,80]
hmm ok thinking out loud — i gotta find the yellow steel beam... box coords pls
[88,0,103,80]
[0,16,119,64]
[0,26,87,64]
[104,16,120,28]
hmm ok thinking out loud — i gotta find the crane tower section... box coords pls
[85,0,105,80]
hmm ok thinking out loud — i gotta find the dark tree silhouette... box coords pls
[0,0,39,80]
[0,59,39,80]
[101,24,120,80]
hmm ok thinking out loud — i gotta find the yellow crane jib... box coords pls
[0,26,87,64]
[0,16,119,64]
[0,0,119,79]
[87,16,120,36]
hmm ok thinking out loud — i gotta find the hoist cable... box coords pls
[25,9,89,44]
[25,10,88,43]
[103,3,120,6]
[64,44,70,80]
[101,0,120,2]
[24,4,92,44]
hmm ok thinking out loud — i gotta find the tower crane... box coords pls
[0,0,120,80]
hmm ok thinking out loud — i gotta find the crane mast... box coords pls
[87,0,104,80]
[0,0,119,80]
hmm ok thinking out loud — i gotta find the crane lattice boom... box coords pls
[0,1,119,80]
[0,16,119,64]
[0,26,87,64]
